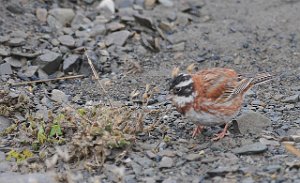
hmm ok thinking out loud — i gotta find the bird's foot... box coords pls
[211,123,229,141]
[192,125,204,138]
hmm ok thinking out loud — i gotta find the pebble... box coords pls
[0,36,10,43]
[51,89,69,103]
[207,166,239,176]
[4,57,25,67]
[145,150,156,159]
[0,173,57,183]
[0,47,10,56]
[159,157,173,168]
[281,94,299,103]
[0,63,13,75]
[71,13,92,30]
[97,0,115,14]
[58,35,75,47]
[36,8,48,22]
[134,14,154,29]
[259,138,280,146]
[185,153,202,161]
[36,51,62,74]
[90,24,107,37]
[106,22,125,32]
[48,8,75,29]
[144,0,156,9]
[162,178,177,183]
[6,3,24,14]
[232,142,267,155]
[63,54,80,72]
[159,0,174,7]
[236,111,271,135]
[0,116,11,132]
[7,38,26,46]
[105,30,131,46]
[21,66,39,78]
[170,42,185,52]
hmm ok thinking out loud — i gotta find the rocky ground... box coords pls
[0,0,300,182]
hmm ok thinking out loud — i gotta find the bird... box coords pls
[168,67,273,141]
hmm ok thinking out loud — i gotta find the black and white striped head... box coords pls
[169,74,195,107]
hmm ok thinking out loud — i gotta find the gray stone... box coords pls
[71,13,92,30]
[162,178,177,183]
[48,8,75,29]
[0,116,11,133]
[236,111,271,135]
[281,94,299,103]
[6,3,24,14]
[21,66,39,78]
[232,142,267,155]
[63,54,80,72]
[0,36,10,43]
[259,138,280,146]
[159,157,173,168]
[51,89,69,103]
[4,57,25,67]
[36,8,48,22]
[207,166,239,176]
[97,0,115,14]
[0,47,10,56]
[185,153,202,161]
[36,51,62,74]
[170,42,185,51]
[0,63,13,75]
[159,0,174,7]
[105,30,131,46]
[7,38,25,46]
[106,22,125,32]
[0,173,57,183]
[134,14,153,29]
[58,35,75,47]
[90,24,107,37]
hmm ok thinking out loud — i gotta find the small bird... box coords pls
[169,67,273,141]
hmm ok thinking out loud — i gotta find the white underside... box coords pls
[172,93,195,107]
[185,108,238,126]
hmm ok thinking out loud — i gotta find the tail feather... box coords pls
[251,73,274,85]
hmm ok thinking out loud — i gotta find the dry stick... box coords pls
[84,49,113,107]
[11,75,85,86]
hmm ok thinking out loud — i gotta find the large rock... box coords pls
[236,111,271,135]
[105,30,131,46]
[36,51,62,74]
[47,8,75,29]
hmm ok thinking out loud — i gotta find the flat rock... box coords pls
[236,111,271,135]
[185,153,202,161]
[281,94,299,103]
[232,142,267,155]
[6,3,24,14]
[21,66,39,78]
[134,14,154,29]
[0,47,10,56]
[7,38,25,46]
[97,0,115,14]
[36,51,62,74]
[0,63,13,75]
[0,173,57,183]
[90,24,107,37]
[159,157,173,168]
[106,22,125,32]
[105,30,131,46]
[51,89,68,103]
[4,57,25,67]
[58,35,75,47]
[0,116,11,132]
[159,0,174,7]
[63,54,81,72]
[71,13,92,30]
[0,36,10,43]
[207,166,239,176]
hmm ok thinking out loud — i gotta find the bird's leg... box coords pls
[192,125,204,138]
[212,123,229,141]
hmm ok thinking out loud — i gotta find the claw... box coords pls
[192,125,204,138]
[211,123,229,141]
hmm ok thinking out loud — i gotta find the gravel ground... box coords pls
[0,0,300,183]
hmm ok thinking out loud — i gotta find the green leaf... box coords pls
[49,124,62,137]
[37,126,47,144]
[77,108,86,116]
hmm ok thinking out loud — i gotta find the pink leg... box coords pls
[192,125,204,138]
[212,123,229,141]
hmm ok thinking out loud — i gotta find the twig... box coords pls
[84,49,113,107]
[11,75,85,86]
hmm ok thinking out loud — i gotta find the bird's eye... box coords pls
[174,87,181,93]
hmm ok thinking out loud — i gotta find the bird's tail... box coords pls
[251,72,275,85]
